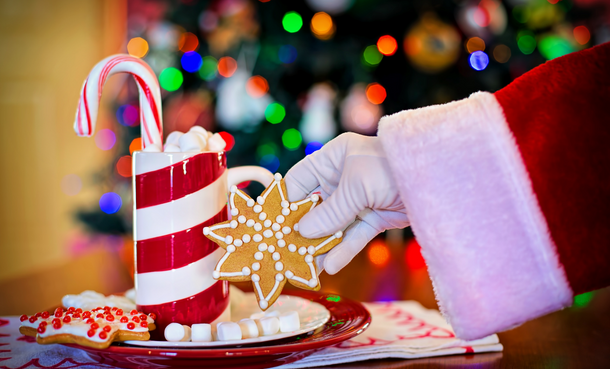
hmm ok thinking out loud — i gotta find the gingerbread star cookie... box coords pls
[203,173,343,310]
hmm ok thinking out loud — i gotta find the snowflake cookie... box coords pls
[203,173,343,310]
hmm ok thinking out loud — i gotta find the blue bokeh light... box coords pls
[116,105,138,126]
[278,45,297,64]
[99,192,122,214]
[469,51,489,71]
[260,154,280,173]
[181,51,203,73]
[305,141,323,155]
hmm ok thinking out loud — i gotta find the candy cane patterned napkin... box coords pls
[279,301,502,368]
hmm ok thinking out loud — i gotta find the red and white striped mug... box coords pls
[133,150,272,338]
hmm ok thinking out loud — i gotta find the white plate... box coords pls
[124,290,330,348]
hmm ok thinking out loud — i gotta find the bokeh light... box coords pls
[116,156,132,177]
[377,35,397,56]
[257,143,278,160]
[218,131,235,151]
[311,12,335,40]
[99,192,122,214]
[95,129,116,150]
[469,51,489,71]
[61,174,82,196]
[279,45,298,64]
[493,44,511,63]
[199,56,218,80]
[282,128,302,150]
[181,51,203,73]
[517,32,536,55]
[573,291,595,308]
[365,83,386,105]
[367,240,390,267]
[539,35,574,60]
[573,26,590,45]
[178,32,199,52]
[282,11,303,33]
[363,45,383,66]
[159,67,184,91]
[405,238,426,270]
[129,138,142,154]
[217,56,237,78]
[265,103,286,124]
[260,154,280,173]
[305,141,323,155]
[127,37,149,58]
[246,76,269,98]
[473,5,491,27]
[466,37,485,53]
[116,105,139,127]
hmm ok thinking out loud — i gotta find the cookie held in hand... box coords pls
[204,173,343,310]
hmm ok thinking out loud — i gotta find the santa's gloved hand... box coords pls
[285,132,410,274]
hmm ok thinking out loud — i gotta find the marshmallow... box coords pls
[238,319,259,339]
[279,311,300,333]
[216,321,242,341]
[255,316,280,336]
[164,322,190,342]
[191,323,213,342]
[208,133,227,151]
[165,131,184,146]
[250,312,266,320]
[178,131,205,152]
[142,143,162,152]
[265,310,280,317]
[182,325,192,341]
[189,125,208,136]
[191,130,208,150]
[164,143,181,152]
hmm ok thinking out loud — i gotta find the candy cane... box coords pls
[74,54,163,150]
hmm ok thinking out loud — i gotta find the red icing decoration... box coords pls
[82,311,91,319]
[68,307,75,313]
[140,321,148,328]
[53,321,62,330]
[20,315,27,322]
[127,322,135,330]
[130,310,138,315]
[87,329,95,337]
[86,318,95,324]
[99,331,108,340]
[91,322,99,330]
[106,315,115,322]
[54,308,63,317]
[63,316,71,323]
[41,311,50,319]
[96,314,104,319]
[116,309,123,316]
[120,316,128,323]
[132,316,140,323]
[148,312,156,320]
[103,325,112,332]
[37,325,46,334]
[73,313,81,319]
[76,308,83,314]
[111,307,118,311]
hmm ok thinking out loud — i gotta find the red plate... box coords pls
[64,290,371,369]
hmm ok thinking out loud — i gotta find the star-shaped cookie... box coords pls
[203,173,343,310]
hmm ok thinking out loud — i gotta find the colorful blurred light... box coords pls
[116,156,132,177]
[512,6,529,24]
[257,143,278,160]
[99,192,122,214]
[127,37,149,58]
[178,32,199,52]
[466,37,485,53]
[365,83,386,105]
[159,67,184,91]
[539,35,574,60]
[217,56,237,78]
[116,105,139,127]
[199,56,218,81]
[377,35,397,56]
[282,128,302,150]
[129,138,142,154]
[311,12,335,40]
[282,11,303,33]
[367,240,390,266]
[260,154,280,173]
[61,174,82,196]
[246,76,269,98]
[405,238,426,270]
[218,131,235,151]
[517,32,536,55]
[95,129,116,150]
[469,51,489,71]
[573,26,590,45]
[363,45,383,66]
[573,291,594,308]
[181,51,203,73]
[265,103,286,124]
[279,45,297,64]
[473,6,491,27]
[305,141,323,155]
[493,44,511,63]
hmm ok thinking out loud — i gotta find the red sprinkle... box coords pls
[120,316,128,323]
[115,309,123,316]
[86,318,95,324]
[91,322,99,330]
[99,331,108,340]
[67,307,75,313]
[148,313,156,320]
[37,325,46,334]
[139,314,147,320]
[41,311,50,319]
[105,315,115,322]
[103,325,112,332]
[96,314,104,319]
[20,315,28,322]
[75,308,82,314]
[40,321,47,327]
[132,316,140,323]
[130,310,138,315]
[127,322,135,330]
[28,316,37,323]
[63,316,71,323]
[87,329,96,337]
[140,321,148,328]
[35,312,42,318]
[104,306,111,311]
[72,313,81,319]
[111,307,118,311]
[54,311,63,318]
[53,321,62,330]
[52,318,60,325]
[82,311,91,319]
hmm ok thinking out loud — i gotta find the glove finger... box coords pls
[324,219,380,275]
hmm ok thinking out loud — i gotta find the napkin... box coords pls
[279,301,502,368]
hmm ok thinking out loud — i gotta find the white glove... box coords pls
[284,132,410,274]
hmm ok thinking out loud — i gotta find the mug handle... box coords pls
[227,166,274,189]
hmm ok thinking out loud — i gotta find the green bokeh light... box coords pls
[199,56,218,81]
[256,143,278,160]
[282,128,302,150]
[517,32,536,55]
[539,35,574,60]
[265,103,286,124]
[282,11,303,33]
[159,67,183,92]
[512,6,530,24]
[573,291,594,308]
[363,45,383,66]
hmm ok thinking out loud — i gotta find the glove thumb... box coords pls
[323,219,380,275]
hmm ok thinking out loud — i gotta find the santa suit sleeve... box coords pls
[377,42,610,340]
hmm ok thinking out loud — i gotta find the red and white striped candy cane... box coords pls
[74,54,164,150]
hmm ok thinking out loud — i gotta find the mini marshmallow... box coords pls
[265,310,280,317]
[208,133,227,151]
[279,311,300,333]
[189,126,208,136]
[250,312,266,320]
[182,325,192,342]
[164,143,181,152]
[142,143,162,152]
[191,323,213,342]
[216,321,242,341]
[179,131,205,152]
[238,319,259,339]
[166,131,184,145]
[255,316,280,336]
[164,322,187,342]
